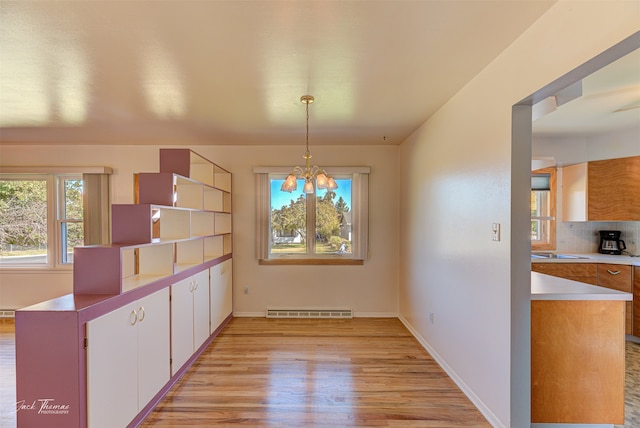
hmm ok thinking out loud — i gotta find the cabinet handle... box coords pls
[129,309,138,326]
[137,306,145,322]
[189,281,194,292]
[606,269,621,275]
[194,280,198,290]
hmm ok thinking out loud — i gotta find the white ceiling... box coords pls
[0,1,558,146]
[532,48,640,137]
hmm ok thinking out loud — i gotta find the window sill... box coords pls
[259,258,364,266]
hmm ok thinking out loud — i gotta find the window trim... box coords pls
[531,167,556,251]
[0,166,112,271]
[254,166,370,265]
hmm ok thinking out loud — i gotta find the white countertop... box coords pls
[531,252,640,266]
[531,272,633,301]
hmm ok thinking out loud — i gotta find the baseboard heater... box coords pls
[0,310,15,319]
[266,308,353,319]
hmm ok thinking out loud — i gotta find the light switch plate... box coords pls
[492,223,500,241]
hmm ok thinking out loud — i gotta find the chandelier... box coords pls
[280,95,338,194]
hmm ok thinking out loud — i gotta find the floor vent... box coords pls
[266,308,353,319]
[0,310,15,319]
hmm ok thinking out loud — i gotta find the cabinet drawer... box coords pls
[597,264,632,292]
[532,263,597,285]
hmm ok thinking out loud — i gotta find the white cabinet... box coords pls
[171,269,210,375]
[86,288,170,428]
[210,259,233,333]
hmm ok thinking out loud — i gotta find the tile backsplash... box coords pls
[556,221,640,255]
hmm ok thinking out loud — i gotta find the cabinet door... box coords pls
[597,264,633,334]
[171,276,194,375]
[87,304,139,428]
[210,259,233,333]
[192,269,211,351]
[137,288,170,408]
[587,157,640,221]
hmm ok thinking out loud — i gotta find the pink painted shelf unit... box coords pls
[15,149,233,428]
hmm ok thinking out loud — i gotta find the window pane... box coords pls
[63,179,83,220]
[61,221,84,263]
[270,179,307,255]
[315,179,352,255]
[0,179,48,265]
[531,219,541,240]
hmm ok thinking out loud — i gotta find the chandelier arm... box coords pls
[281,94,337,193]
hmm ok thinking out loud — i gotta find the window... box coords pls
[0,174,83,267]
[531,167,556,250]
[59,176,84,263]
[255,167,369,265]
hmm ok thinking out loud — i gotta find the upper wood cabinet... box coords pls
[562,156,640,221]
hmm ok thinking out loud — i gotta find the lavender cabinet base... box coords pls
[16,311,85,428]
[15,305,232,428]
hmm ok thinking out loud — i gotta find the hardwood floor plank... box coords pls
[140,318,490,427]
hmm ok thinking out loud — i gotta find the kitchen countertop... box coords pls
[531,252,640,266]
[531,271,633,301]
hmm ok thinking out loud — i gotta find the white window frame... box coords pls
[0,166,112,271]
[254,166,370,265]
[57,175,84,264]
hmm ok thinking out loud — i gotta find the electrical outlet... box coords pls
[429,312,435,324]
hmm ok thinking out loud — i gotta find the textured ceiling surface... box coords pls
[0,1,560,145]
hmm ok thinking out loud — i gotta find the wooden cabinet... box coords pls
[597,264,633,335]
[532,299,625,424]
[210,259,233,334]
[562,156,640,221]
[86,288,170,428]
[532,262,634,335]
[531,263,597,285]
[170,270,210,375]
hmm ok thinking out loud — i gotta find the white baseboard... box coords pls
[398,315,503,428]
[232,312,265,317]
[353,311,397,318]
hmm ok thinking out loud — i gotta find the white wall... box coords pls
[533,126,640,166]
[0,144,399,316]
[397,2,639,427]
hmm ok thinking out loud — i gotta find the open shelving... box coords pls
[18,148,233,428]
[73,149,232,295]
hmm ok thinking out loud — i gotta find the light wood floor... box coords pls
[141,317,489,427]
[1,317,491,427]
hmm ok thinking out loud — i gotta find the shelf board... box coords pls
[122,274,167,293]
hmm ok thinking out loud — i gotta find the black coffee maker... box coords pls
[598,230,626,255]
